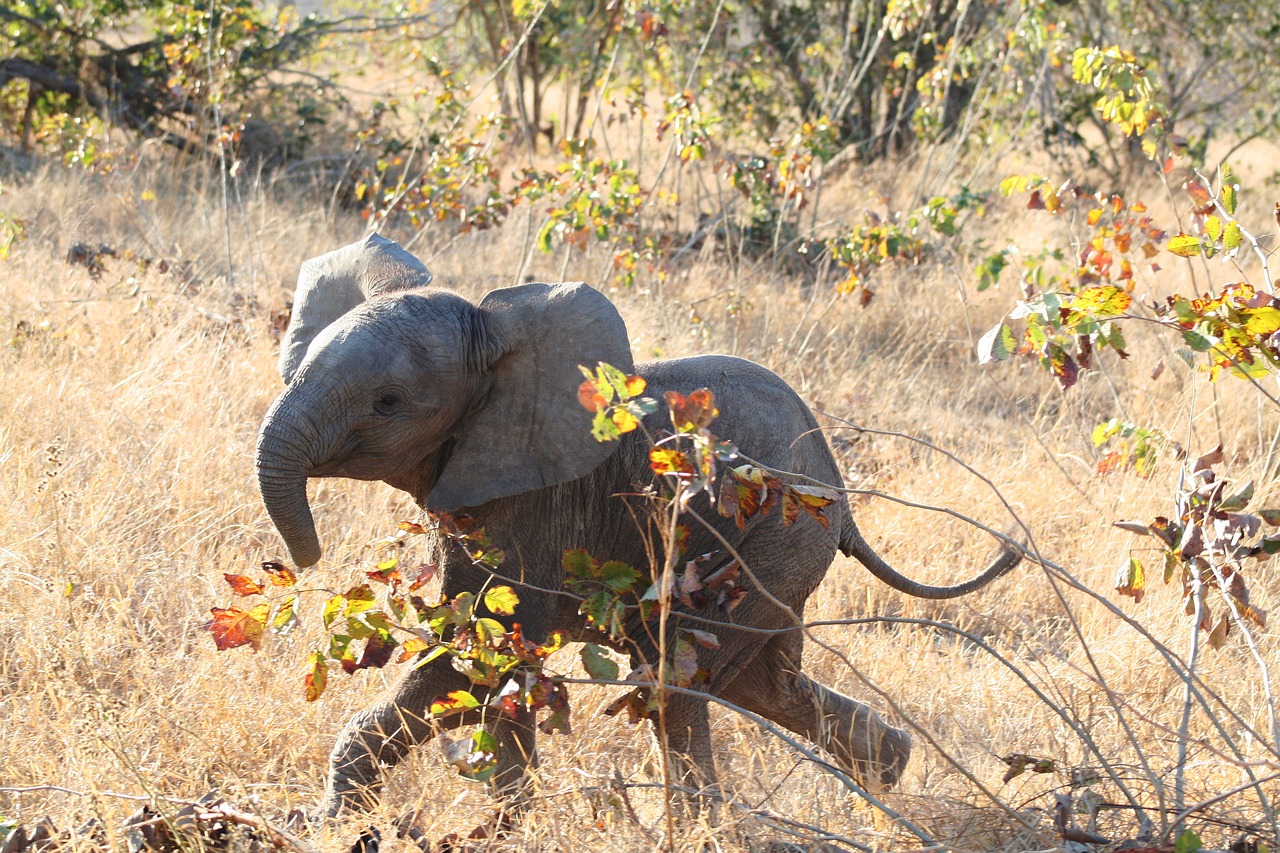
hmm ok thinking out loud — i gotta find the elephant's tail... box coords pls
[838,511,1020,600]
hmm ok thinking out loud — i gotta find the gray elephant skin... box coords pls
[255,234,1020,817]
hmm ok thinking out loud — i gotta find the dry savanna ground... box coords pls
[1,141,1278,852]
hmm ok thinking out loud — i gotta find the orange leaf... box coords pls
[578,378,608,412]
[206,604,269,651]
[262,561,297,587]
[781,485,837,529]
[223,573,264,597]
[398,636,430,662]
[624,375,647,397]
[665,388,719,433]
[304,651,327,701]
[1096,450,1124,474]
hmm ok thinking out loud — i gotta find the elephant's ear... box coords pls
[279,234,431,384]
[428,282,634,510]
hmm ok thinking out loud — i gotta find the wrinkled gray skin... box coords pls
[256,235,1021,817]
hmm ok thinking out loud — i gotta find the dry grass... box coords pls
[1,148,1278,853]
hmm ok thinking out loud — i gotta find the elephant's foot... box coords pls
[844,714,911,792]
[320,714,410,817]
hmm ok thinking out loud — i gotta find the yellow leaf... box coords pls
[610,407,640,433]
[650,447,693,476]
[1245,307,1280,337]
[1071,285,1132,318]
[1115,557,1146,603]
[483,585,520,616]
[1204,215,1223,243]
[1167,234,1202,257]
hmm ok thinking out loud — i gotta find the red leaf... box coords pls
[409,562,439,591]
[352,632,396,671]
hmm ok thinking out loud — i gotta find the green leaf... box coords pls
[536,219,557,253]
[271,595,298,633]
[562,549,598,578]
[474,617,507,645]
[580,643,620,680]
[591,407,622,442]
[483,585,520,616]
[1219,480,1254,511]
[1222,183,1238,216]
[1174,829,1203,853]
[1182,328,1218,352]
[598,560,641,592]
[1223,221,1243,252]
[977,322,1016,363]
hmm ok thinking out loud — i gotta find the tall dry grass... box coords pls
[0,147,1277,852]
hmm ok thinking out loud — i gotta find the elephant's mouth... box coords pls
[384,438,454,505]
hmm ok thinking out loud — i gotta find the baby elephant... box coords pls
[255,235,1020,816]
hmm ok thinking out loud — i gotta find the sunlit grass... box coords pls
[0,151,1276,852]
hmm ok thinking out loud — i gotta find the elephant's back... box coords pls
[636,354,852,505]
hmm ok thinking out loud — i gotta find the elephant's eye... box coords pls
[374,391,403,415]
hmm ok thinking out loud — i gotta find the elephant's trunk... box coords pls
[256,401,325,567]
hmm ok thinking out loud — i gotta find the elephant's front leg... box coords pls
[485,705,538,818]
[651,691,721,821]
[322,659,476,816]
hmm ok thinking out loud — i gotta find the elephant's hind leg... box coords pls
[721,635,911,792]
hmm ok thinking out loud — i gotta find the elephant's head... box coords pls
[257,235,633,567]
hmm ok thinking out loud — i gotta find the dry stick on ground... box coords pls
[0,789,319,853]
[197,802,323,853]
